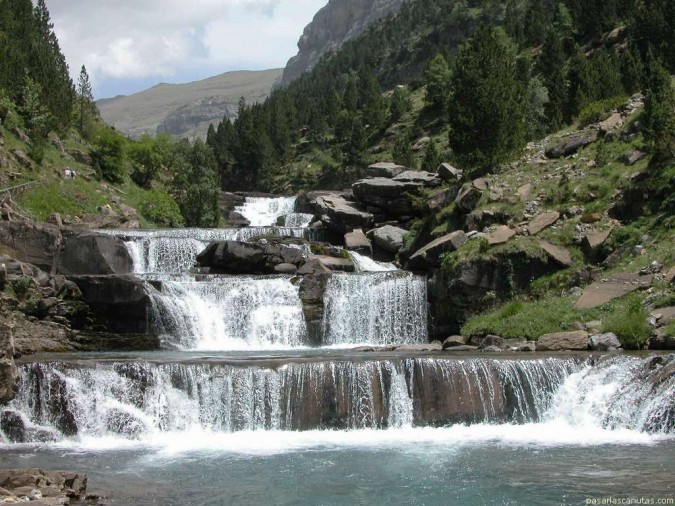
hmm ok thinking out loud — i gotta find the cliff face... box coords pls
[281,0,405,86]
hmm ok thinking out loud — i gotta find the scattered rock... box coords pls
[598,112,624,133]
[527,211,560,236]
[442,335,467,349]
[536,331,589,351]
[575,273,652,309]
[589,333,622,351]
[274,263,298,274]
[454,184,482,213]
[66,149,93,166]
[581,228,613,260]
[366,162,406,178]
[444,345,478,352]
[516,342,536,352]
[10,149,32,169]
[395,342,442,352]
[12,127,31,145]
[437,163,463,182]
[407,231,467,270]
[580,212,603,224]
[426,187,459,213]
[539,240,573,267]
[412,136,431,151]
[59,231,133,276]
[516,183,532,202]
[471,334,506,350]
[473,178,489,191]
[487,225,516,245]
[618,149,647,166]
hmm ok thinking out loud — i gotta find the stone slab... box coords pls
[575,273,653,309]
[527,211,560,236]
[539,240,573,267]
[487,225,516,245]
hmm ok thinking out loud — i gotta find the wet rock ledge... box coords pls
[0,469,103,505]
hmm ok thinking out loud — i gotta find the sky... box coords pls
[47,0,328,100]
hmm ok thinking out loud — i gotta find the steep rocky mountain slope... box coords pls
[280,0,405,86]
[97,69,282,139]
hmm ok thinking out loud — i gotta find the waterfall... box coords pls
[234,196,298,227]
[349,251,398,272]
[322,272,428,346]
[3,357,577,441]
[96,228,315,274]
[146,275,307,350]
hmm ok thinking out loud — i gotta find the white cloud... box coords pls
[47,0,326,97]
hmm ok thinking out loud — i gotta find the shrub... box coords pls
[11,277,34,300]
[601,297,651,349]
[577,96,627,127]
[139,190,184,228]
[91,129,127,183]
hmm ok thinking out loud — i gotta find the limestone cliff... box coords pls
[281,0,405,86]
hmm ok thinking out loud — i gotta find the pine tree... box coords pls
[422,139,444,172]
[76,65,96,139]
[424,53,452,112]
[448,26,526,171]
[642,55,675,167]
[389,86,412,123]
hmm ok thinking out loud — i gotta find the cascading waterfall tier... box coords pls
[3,357,580,442]
[234,196,297,227]
[146,274,307,350]
[97,227,316,274]
[323,272,428,346]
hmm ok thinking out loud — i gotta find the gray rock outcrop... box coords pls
[281,0,405,86]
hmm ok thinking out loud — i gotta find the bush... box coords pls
[11,277,34,300]
[91,129,127,183]
[601,297,651,349]
[577,96,627,127]
[139,190,184,228]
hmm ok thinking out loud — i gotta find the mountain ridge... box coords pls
[97,68,282,139]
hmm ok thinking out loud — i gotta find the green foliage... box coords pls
[642,55,675,167]
[663,321,675,339]
[421,139,443,172]
[11,277,34,300]
[171,139,220,227]
[128,134,172,188]
[601,296,651,349]
[19,74,52,139]
[448,26,526,171]
[393,135,416,168]
[389,86,412,123]
[75,65,96,140]
[424,53,452,111]
[461,296,598,340]
[577,96,627,127]
[138,189,184,228]
[524,76,550,140]
[91,128,127,183]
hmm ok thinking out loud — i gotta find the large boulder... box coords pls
[589,333,622,351]
[427,239,563,337]
[407,231,467,271]
[0,323,19,405]
[426,187,459,213]
[394,170,441,187]
[309,255,355,272]
[454,184,482,213]
[536,331,589,351]
[0,221,62,274]
[196,240,304,274]
[352,177,423,216]
[437,163,463,182]
[59,231,133,275]
[344,230,372,256]
[69,275,155,335]
[366,162,406,178]
[367,225,408,254]
[545,131,599,158]
[312,193,374,234]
